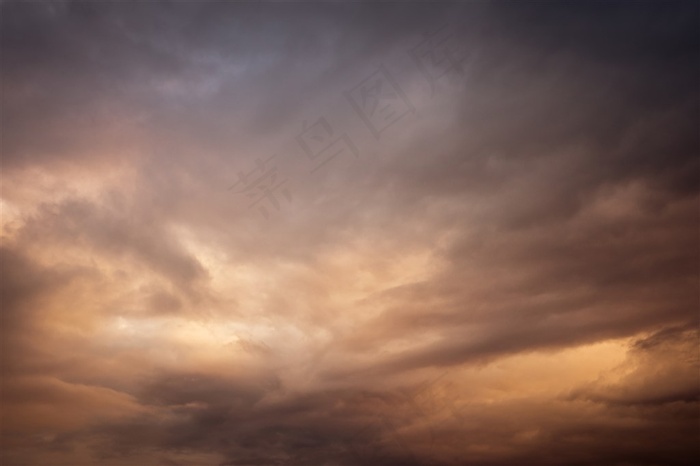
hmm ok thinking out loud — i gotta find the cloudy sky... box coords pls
[1,1,698,465]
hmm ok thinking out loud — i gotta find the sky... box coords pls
[1,1,699,465]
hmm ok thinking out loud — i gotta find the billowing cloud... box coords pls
[1,1,698,465]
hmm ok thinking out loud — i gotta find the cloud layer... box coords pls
[2,2,698,465]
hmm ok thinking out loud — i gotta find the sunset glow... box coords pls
[1,2,698,465]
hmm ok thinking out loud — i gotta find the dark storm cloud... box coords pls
[53,377,452,466]
[43,332,700,466]
[1,0,457,169]
[370,6,700,221]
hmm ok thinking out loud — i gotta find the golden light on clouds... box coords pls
[1,2,698,466]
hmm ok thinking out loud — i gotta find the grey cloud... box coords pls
[19,197,209,297]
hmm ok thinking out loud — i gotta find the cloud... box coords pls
[1,1,698,465]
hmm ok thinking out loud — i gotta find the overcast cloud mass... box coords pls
[1,1,699,465]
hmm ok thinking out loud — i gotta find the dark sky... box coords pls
[1,1,699,465]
